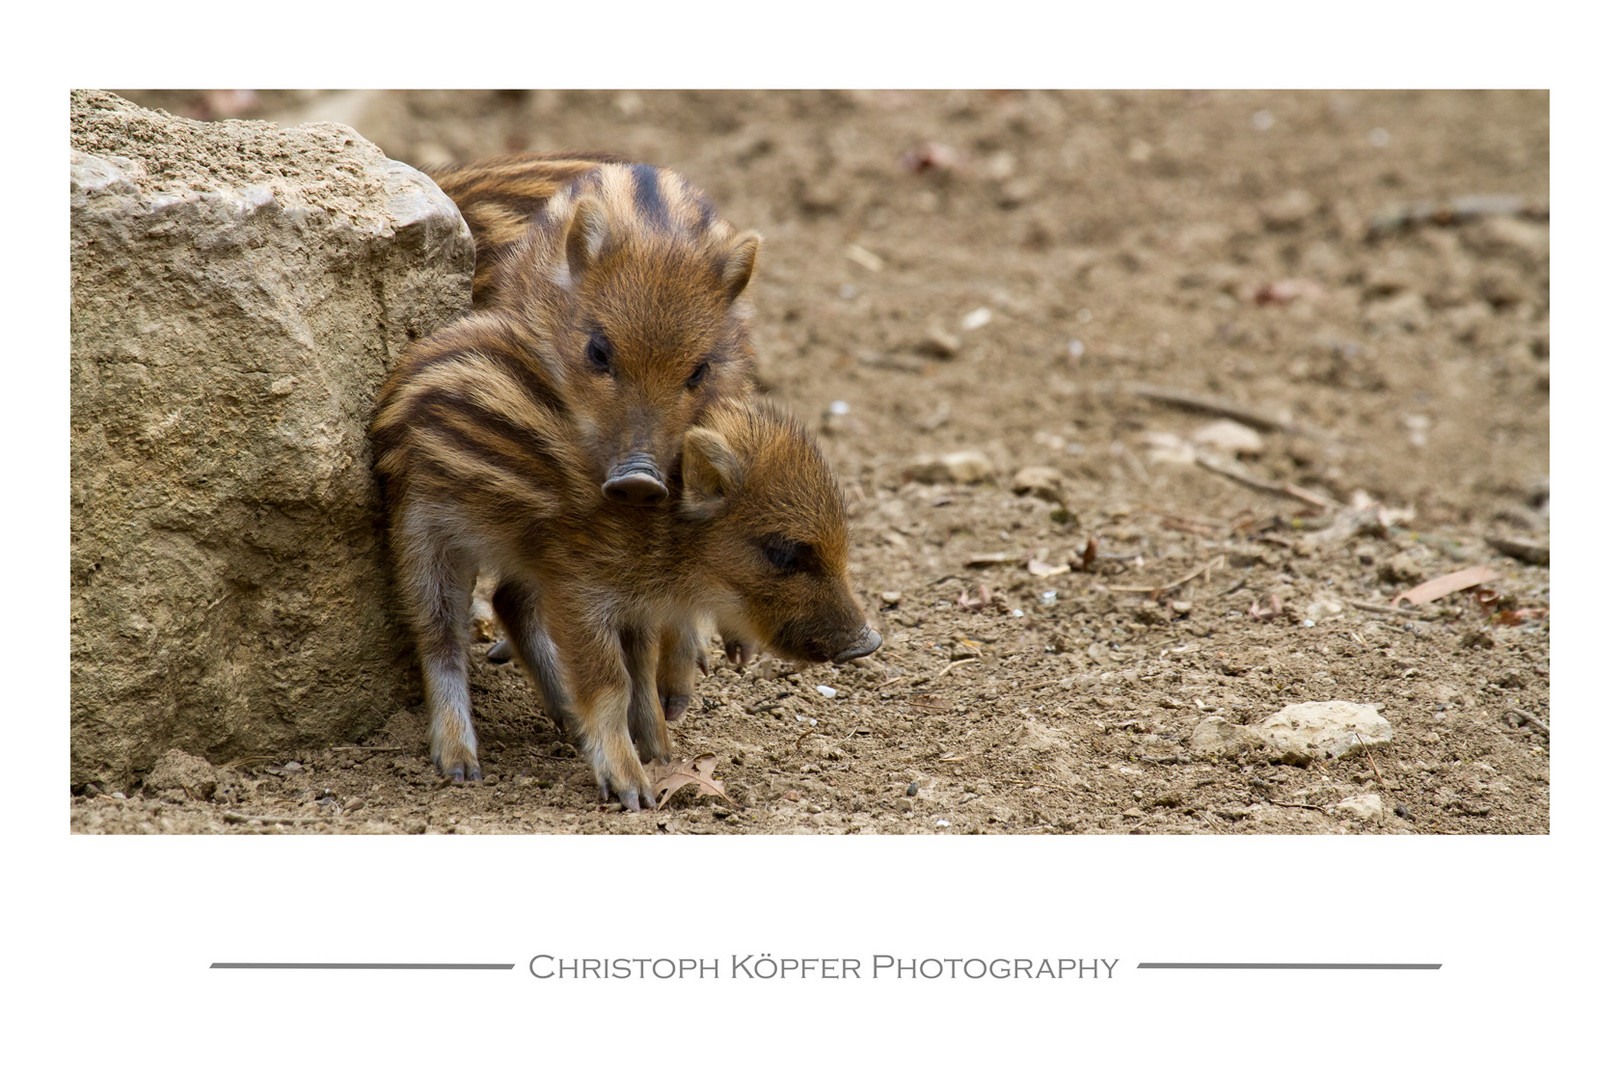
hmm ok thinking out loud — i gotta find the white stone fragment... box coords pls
[1257,701,1393,765]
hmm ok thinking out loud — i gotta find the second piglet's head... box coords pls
[504,164,761,506]
[678,402,882,667]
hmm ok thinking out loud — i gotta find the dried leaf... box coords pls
[1028,557,1071,577]
[1391,565,1498,608]
[1494,607,1549,626]
[1078,536,1099,572]
[646,754,731,811]
[957,583,993,611]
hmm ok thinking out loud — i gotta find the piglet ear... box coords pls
[564,197,611,285]
[679,427,741,520]
[719,231,760,303]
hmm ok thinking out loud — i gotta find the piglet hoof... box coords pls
[723,636,757,667]
[433,750,483,783]
[695,652,711,677]
[598,779,652,812]
[661,693,692,727]
[485,639,514,664]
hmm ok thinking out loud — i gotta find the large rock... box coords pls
[1256,701,1393,765]
[70,90,474,788]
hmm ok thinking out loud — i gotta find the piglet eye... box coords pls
[586,331,614,374]
[758,534,816,574]
[686,360,711,389]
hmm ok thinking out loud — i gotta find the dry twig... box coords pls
[1364,194,1543,239]
[1486,536,1549,566]
[933,657,980,680]
[1507,708,1549,737]
[1350,732,1390,826]
[1105,556,1225,599]
[222,812,326,827]
[1194,452,1340,510]
[1122,381,1321,438]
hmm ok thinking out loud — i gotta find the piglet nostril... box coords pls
[603,472,669,505]
[603,455,668,505]
[832,625,882,663]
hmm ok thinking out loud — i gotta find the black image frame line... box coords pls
[1138,962,1441,970]
[211,962,515,970]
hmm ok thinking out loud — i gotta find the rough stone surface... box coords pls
[1334,793,1384,821]
[143,749,220,803]
[1189,718,1267,759]
[1256,701,1394,765]
[70,90,474,788]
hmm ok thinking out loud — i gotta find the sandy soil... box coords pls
[77,89,1549,835]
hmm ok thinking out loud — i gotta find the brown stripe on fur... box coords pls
[399,390,567,501]
[427,152,629,204]
[402,339,570,427]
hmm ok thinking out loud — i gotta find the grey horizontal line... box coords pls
[211,962,514,970]
[1138,962,1440,970]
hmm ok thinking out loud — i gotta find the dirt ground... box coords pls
[76,89,1549,835]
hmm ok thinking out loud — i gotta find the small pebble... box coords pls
[815,684,837,698]
[961,306,993,331]
[906,781,920,797]
[918,327,962,358]
[907,450,995,485]
[1010,465,1065,503]
[879,590,903,606]
[1191,419,1264,456]
[1039,590,1058,606]
[935,819,951,828]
